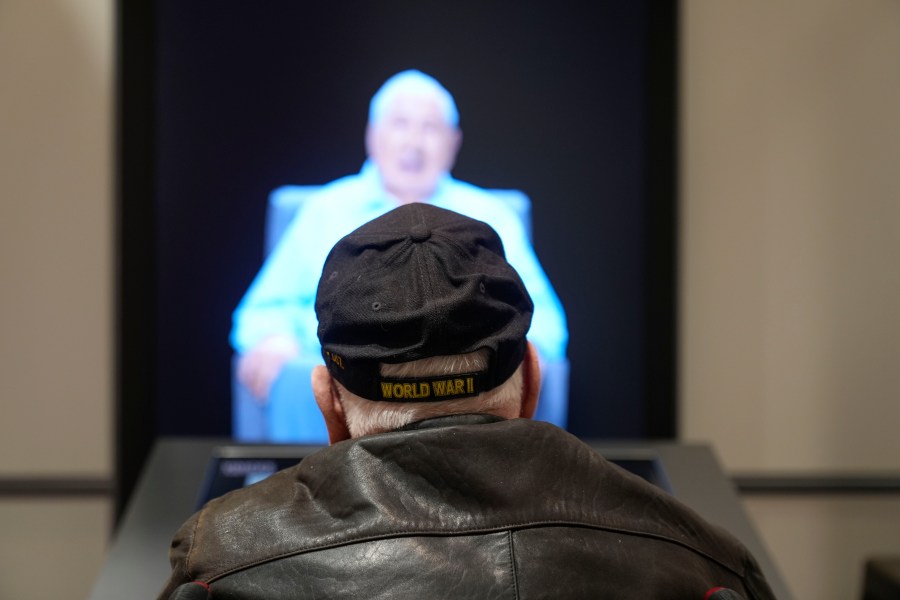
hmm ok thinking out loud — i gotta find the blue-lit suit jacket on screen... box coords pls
[230,162,569,440]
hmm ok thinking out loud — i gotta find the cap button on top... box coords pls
[409,224,431,242]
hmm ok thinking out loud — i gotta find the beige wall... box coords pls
[2,0,899,598]
[682,0,900,474]
[681,0,900,598]
[0,0,112,476]
[0,0,113,597]
[744,493,900,599]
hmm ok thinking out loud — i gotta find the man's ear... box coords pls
[519,341,542,419]
[311,365,351,444]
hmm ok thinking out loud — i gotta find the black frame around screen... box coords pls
[116,1,678,517]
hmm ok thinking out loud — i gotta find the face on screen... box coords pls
[366,92,461,204]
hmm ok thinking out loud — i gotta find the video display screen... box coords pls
[146,2,675,441]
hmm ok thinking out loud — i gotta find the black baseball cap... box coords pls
[315,203,533,402]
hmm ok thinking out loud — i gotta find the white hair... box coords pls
[368,69,459,127]
[337,350,524,437]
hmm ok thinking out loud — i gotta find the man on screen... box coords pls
[160,204,774,599]
[231,70,567,404]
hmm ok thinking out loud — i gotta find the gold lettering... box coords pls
[466,377,474,393]
[325,351,344,369]
[453,379,464,394]
[433,380,448,396]
[381,381,433,399]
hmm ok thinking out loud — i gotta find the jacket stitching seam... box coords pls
[507,530,519,600]
[203,519,746,583]
[185,507,207,578]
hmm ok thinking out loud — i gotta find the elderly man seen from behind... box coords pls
[161,204,775,599]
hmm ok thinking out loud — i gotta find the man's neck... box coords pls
[395,413,506,432]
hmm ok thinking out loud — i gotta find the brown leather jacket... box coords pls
[158,415,775,599]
